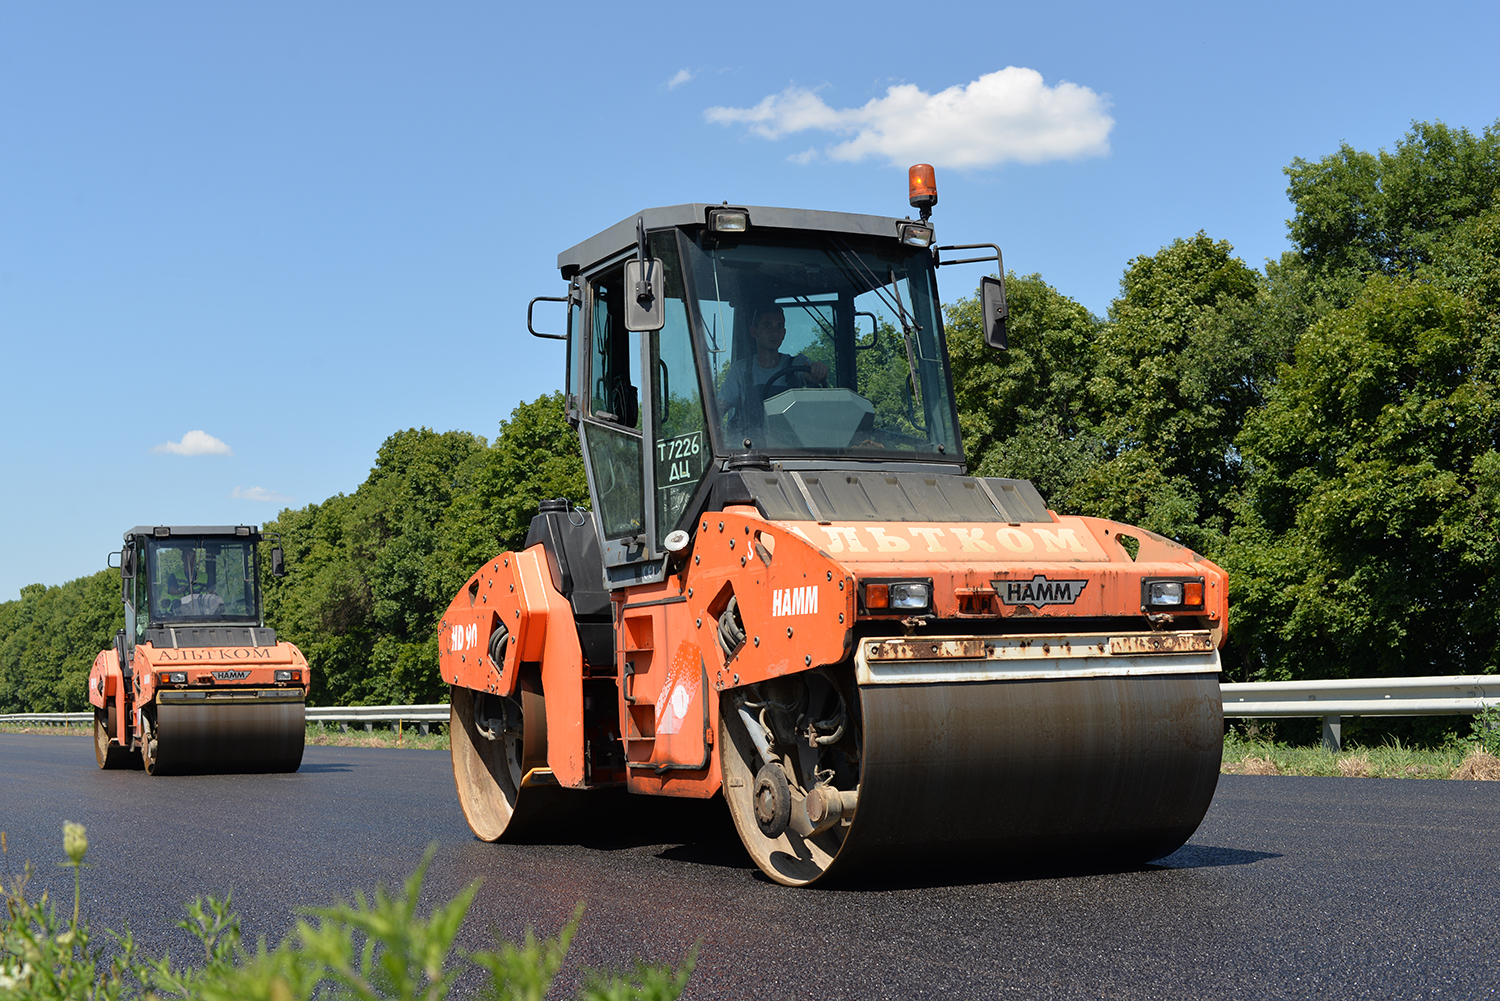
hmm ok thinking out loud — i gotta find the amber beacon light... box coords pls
[908,163,938,219]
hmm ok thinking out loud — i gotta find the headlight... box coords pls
[708,207,749,232]
[898,222,934,248]
[890,582,931,610]
[1142,578,1205,610]
[1148,581,1183,605]
[862,579,932,614]
[274,669,303,683]
[161,672,187,684]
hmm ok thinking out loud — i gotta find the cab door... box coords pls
[576,261,660,588]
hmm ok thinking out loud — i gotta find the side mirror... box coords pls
[980,275,1009,350]
[271,546,286,578]
[624,259,665,331]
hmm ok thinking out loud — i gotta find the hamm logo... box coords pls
[772,586,819,617]
[212,670,251,681]
[993,576,1088,608]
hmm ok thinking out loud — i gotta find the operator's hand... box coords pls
[808,361,829,383]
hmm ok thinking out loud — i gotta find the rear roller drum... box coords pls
[93,708,134,770]
[449,681,550,841]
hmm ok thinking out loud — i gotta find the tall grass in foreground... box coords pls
[0,825,694,1000]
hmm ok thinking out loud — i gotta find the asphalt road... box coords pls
[3,733,1497,1000]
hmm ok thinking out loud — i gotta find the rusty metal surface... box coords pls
[148,700,304,775]
[856,634,1221,684]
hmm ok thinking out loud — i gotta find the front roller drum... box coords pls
[722,671,1223,886]
[143,701,305,775]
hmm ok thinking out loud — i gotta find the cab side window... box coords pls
[583,267,645,542]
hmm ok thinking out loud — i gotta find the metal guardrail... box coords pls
[1221,675,1497,751]
[1220,675,1499,717]
[5,678,1495,751]
[305,704,449,724]
[0,705,449,730]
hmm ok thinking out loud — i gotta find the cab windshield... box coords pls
[684,231,960,460]
[145,537,259,624]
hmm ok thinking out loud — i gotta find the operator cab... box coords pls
[538,175,1008,588]
[116,525,284,656]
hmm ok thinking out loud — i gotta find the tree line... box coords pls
[3,119,1497,716]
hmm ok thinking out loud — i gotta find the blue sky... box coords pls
[3,1,1497,600]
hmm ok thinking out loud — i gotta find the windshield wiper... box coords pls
[827,238,923,405]
[888,267,922,409]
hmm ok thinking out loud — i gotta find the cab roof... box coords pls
[124,526,260,541]
[556,203,915,277]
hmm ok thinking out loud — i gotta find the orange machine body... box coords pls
[439,508,1226,800]
[88,639,310,750]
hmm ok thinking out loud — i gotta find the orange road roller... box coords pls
[89,525,309,775]
[441,168,1225,885]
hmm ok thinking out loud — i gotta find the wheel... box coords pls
[142,702,304,776]
[93,709,133,770]
[449,681,549,841]
[719,669,860,886]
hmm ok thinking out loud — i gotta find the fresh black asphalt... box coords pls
[3,733,1497,999]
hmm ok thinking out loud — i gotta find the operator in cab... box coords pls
[165,547,225,618]
[717,304,829,440]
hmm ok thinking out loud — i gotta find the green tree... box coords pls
[262,394,585,707]
[946,272,1103,504]
[0,571,123,713]
[1072,233,1282,548]
[1285,118,1500,301]
[1225,276,1500,680]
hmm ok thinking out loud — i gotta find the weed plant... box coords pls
[1,825,694,1000]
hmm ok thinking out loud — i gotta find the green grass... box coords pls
[304,722,450,751]
[1221,730,1473,778]
[1,824,695,1000]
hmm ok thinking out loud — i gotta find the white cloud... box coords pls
[151,430,233,456]
[231,486,293,504]
[667,68,693,90]
[704,67,1113,169]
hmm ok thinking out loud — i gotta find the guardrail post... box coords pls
[419,722,430,736]
[1322,715,1342,753]
[363,722,372,733]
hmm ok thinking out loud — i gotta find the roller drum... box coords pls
[724,669,1222,886]
[845,672,1223,869]
[146,701,305,775]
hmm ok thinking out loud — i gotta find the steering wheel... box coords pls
[760,364,821,401]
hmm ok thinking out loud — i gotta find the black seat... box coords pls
[524,501,614,671]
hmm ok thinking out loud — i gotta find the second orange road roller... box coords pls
[89,524,310,775]
[439,166,1225,885]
